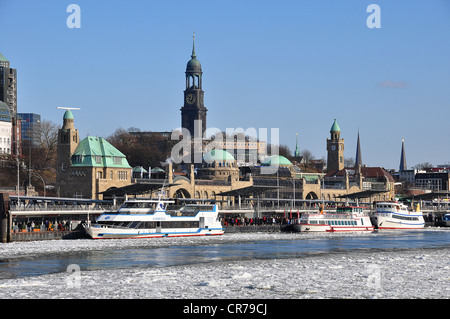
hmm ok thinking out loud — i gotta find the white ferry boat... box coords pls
[292,205,374,232]
[83,196,224,239]
[372,201,425,230]
[443,213,450,227]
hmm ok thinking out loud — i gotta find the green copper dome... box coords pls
[203,149,235,163]
[0,52,9,62]
[186,58,202,73]
[261,155,292,166]
[330,119,341,133]
[186,35,202,75]
[63,110,74,120]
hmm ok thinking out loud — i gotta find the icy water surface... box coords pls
[0,229,448,298]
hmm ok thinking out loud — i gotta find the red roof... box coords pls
[326,167,395,182]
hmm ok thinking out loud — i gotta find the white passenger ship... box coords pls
[292,205,374,232]
[83,196,224,239]
[443,213,450,227]
[372,201,425,230]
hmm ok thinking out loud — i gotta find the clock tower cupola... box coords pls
[181,34,207,138]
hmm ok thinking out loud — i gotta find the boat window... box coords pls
[161,221,200,228]
[128,221,140,228]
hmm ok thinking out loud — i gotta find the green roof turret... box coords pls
[186,33,202,75]
[0,52,9,62]
[330,119,341,133]
[63,110,74,120]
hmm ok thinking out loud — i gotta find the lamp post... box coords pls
[30,171,46,197]
[14,117,20,206]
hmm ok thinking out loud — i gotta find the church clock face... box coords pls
[331,145,336,151]
[186,94,196,104]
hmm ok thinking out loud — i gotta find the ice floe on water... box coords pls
[0,248,448,299]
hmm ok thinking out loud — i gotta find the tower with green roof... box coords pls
[326,118,345,172]
[56,110,132,199]
[56,109,81,196]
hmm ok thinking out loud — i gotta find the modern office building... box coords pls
[0,52,17,117]
[17,113,41,146]
[415,171,450,191]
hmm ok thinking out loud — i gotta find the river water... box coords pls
[0,228,449,299]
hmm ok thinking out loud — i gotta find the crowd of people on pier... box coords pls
[222,215,293,227]
[12,220,77,233]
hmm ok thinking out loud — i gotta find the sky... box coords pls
[0,0,449,170]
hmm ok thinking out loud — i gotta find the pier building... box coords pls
[55,110,132,199]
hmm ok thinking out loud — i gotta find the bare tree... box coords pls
[36,120,59,168]
[345,157,355,168]
[413,162,433,170]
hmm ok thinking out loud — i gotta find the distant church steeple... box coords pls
[294,133,300,157]
[355,130,362,168]
[399,138,407,171]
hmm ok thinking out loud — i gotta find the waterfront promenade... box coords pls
[2,193,449,242]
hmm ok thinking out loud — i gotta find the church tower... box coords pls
[181,34,207,138]
[326,119,344,172]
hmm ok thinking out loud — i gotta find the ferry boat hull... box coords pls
[373,202,425,230]
[292,223,374,233]
[292,206,374,233]
[83,198,225,239]
[84,225,224,239]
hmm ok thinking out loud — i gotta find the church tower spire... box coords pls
[294,133,300,157]
[191,32,197,59]
[399,138,407,171]
[355,129,362,168]
[181,34,207,138]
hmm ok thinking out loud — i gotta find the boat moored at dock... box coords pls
[372,201,425,230]
[443,214,450,227]
[83,196,224,239]
[292,205,374,232]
